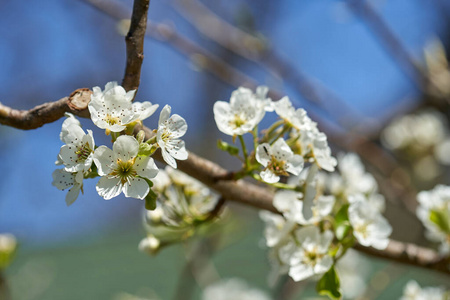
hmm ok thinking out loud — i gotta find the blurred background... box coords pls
[1,0,450,299]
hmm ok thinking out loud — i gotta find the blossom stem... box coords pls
[146,135,157,145]
[239,135,249,169]
[259,119,284,143]
[269,124,291,145]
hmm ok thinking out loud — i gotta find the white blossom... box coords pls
[282,226,334,282]
[273,190,335,225]
[88,81,139,133]
[348,196,392,249]
[272,96,313,131]
[93,135,159,200]
[256,138,304,183]
[0,234,17,254]
[416,185,450,254]
[213,86,267,136]
[131,101,159,123]
[382,110,447,152]
[157,105,188,168]
[143,167,220,241]
[52,169,84,206]
[400,280,448,300]
[58,123,95,173]
[202,278,271,300]
[260,210,295,247]
[60,112,81,142]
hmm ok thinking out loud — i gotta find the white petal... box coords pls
[123,177,150,199]
[260,169,279,183]
[113,135,139,161]
[286,155,304,176]
[61,124,85,145]
[52,169,75,190]
[133,102,159,120]
[165,139,188,160]
[295,226,320,245]
[135,157,159,179]
[93,146,115,176]
[256,143,271,166]
[162,148,177,168]
[159,105,171,124]
[289,263,315,282]
[66,184,81,206]
[96,177,122,200]
[166,115,188,138]
[314,255,333,274]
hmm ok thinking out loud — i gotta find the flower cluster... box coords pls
[52,82,188,206]
[139,167,222,254]
[213,87,336,186]
[214,87,392,292]
[401,280,449,300]
[416,185,450,254]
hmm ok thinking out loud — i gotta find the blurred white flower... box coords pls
[416,185,450,254]
[138,235,160,255]
[273,190,334,225]
[213,86,268,136]
[348,196,392,249]
[400,280,448,300]
[143,167,220,243]
[202,278,271,300]
[157,105,188,168]
[282,226,334,281]
[256,138,304,183]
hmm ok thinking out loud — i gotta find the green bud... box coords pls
[138,143,153,156]
[136,130,146,144]
[217,139,239,156]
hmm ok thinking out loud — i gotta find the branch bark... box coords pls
[122,0,150,92]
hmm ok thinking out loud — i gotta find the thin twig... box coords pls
[122,0,150,92]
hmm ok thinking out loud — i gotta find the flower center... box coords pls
[267,156,288,176]
[75,143,92,162]
[110,158,137,184]
[105,114,120,126]
[230,114,246,128]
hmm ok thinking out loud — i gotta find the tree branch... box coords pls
[122,0,150,92]
[0,88,91,130]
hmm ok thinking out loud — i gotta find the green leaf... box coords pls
[145,189,158,210]
[217,139,239,156]
[429,209,450,234]
[316,266,342,300]
[335,204,350,241]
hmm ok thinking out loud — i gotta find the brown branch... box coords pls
[0,98,448,275]
[0,88,91,130]
[121,0,150,92]
[354,240,450,275]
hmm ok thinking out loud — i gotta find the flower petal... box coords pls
[135,157,159,179]
[113,135,139,161]
[96,177,122,200]
[93,146,115,176]
[123,177,149,199]
[159,105,171,124]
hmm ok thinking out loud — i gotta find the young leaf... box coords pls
[429,209,450,233]
[316,266,342,300]
[335,204,350,240]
